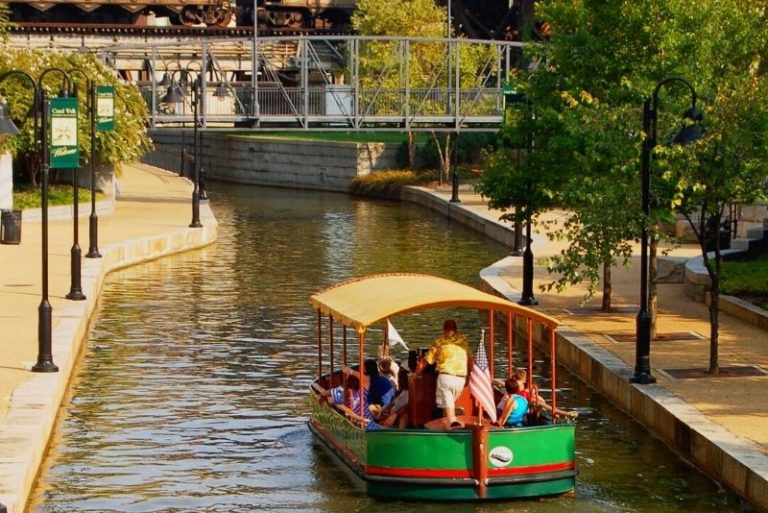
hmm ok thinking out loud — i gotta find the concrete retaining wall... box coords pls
[147,130,404,192]
[400,186,516,248]
[548,328,767,512]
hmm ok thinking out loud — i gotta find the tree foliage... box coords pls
[0,48,152,185]
[480,0,768,371]
[0,4,10,42]
[352,0,496,178]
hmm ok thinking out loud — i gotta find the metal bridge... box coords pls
[103,35,524,131]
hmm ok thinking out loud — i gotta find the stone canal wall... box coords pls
[146,130,404,192]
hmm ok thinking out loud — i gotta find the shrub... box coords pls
[349,170,425,198]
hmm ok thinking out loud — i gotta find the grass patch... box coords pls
[13,185,103,209]
[350,170,430,198]
[721,253,768,310]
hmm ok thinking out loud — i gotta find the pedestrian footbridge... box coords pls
[106,35,523,132]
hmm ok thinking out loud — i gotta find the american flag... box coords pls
[469,337,497,423]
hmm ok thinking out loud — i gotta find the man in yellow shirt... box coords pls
[423,319,469,428]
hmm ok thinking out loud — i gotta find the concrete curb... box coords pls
[550,327,768,512]
[18,200,114,223]
[401,186,517,248]
[0,203,217,513]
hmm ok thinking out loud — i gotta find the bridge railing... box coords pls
[140,83,505,126]
[124,35,523,131]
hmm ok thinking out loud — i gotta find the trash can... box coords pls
[0,209,22,244]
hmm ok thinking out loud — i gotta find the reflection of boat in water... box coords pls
[307,273,577,501]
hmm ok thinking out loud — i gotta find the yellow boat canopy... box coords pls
[309,273,559,333]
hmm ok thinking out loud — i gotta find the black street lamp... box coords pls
[64,68,90,301]
[632,76,703,385]
[0,67,73,373]
[519,212,538,305]
[160,71,203,228]
[68,70,103,259]
[516,97,537,306]
[450,131,460,203]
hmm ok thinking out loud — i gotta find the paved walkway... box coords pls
[0,170,765,512]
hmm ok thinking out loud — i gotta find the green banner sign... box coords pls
[96,85,115,131]
[49,97,79,169]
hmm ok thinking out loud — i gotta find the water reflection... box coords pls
[29,184,741,513]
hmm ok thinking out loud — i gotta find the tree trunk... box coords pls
[601,257,612,311]
[705,220,723,375]
[430,131,452,184]
[407,132,416,169]
[442,133,452,183]
[649,236,658,341]
[24,153,39,188]
[708,274,720,374]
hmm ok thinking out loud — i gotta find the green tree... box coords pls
[482,0,768,372]
[352,0,494,178]
[663,79,768,373]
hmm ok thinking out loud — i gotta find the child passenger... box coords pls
[497,377,529,427]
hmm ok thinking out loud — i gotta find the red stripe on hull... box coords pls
[366,461,574,479]
[489,461,575,476]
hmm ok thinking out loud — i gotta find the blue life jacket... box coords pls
[504,395,529,427]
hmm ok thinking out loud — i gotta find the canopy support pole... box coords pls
[316,310,322,380]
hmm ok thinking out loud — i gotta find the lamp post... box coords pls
[519,212,538,305]
[0,67,72,373]
[160,71,203,228]
[450,131,460,203]
[503,85,527,255]
[632,76,703,385]
[504,90,537,306]
[252,0,260,125]
[67,70,103,260]
[64,68,90,301]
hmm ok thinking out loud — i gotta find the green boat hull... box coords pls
[309,401,577,501]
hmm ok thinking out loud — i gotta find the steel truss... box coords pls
[103,35,524,131]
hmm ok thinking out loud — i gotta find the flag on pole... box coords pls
[469,332,497,423]
[387,320,409,351]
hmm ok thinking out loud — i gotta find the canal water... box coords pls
[29,183,743,513]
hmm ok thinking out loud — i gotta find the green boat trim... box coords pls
[309,412,577,500]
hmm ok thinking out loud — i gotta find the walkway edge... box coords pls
[0,203,217,513]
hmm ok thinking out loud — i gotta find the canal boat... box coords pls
[308,273,577,501]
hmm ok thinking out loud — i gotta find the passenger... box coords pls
[513,369,533,402]
[378,368,410,428]
[344,359,395,407]
[496,377,529,427]
[318,375,359,409]
[323,375,382,430]
[418,319,470,429]
[514,369,578,420]
[378,356,400,391]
